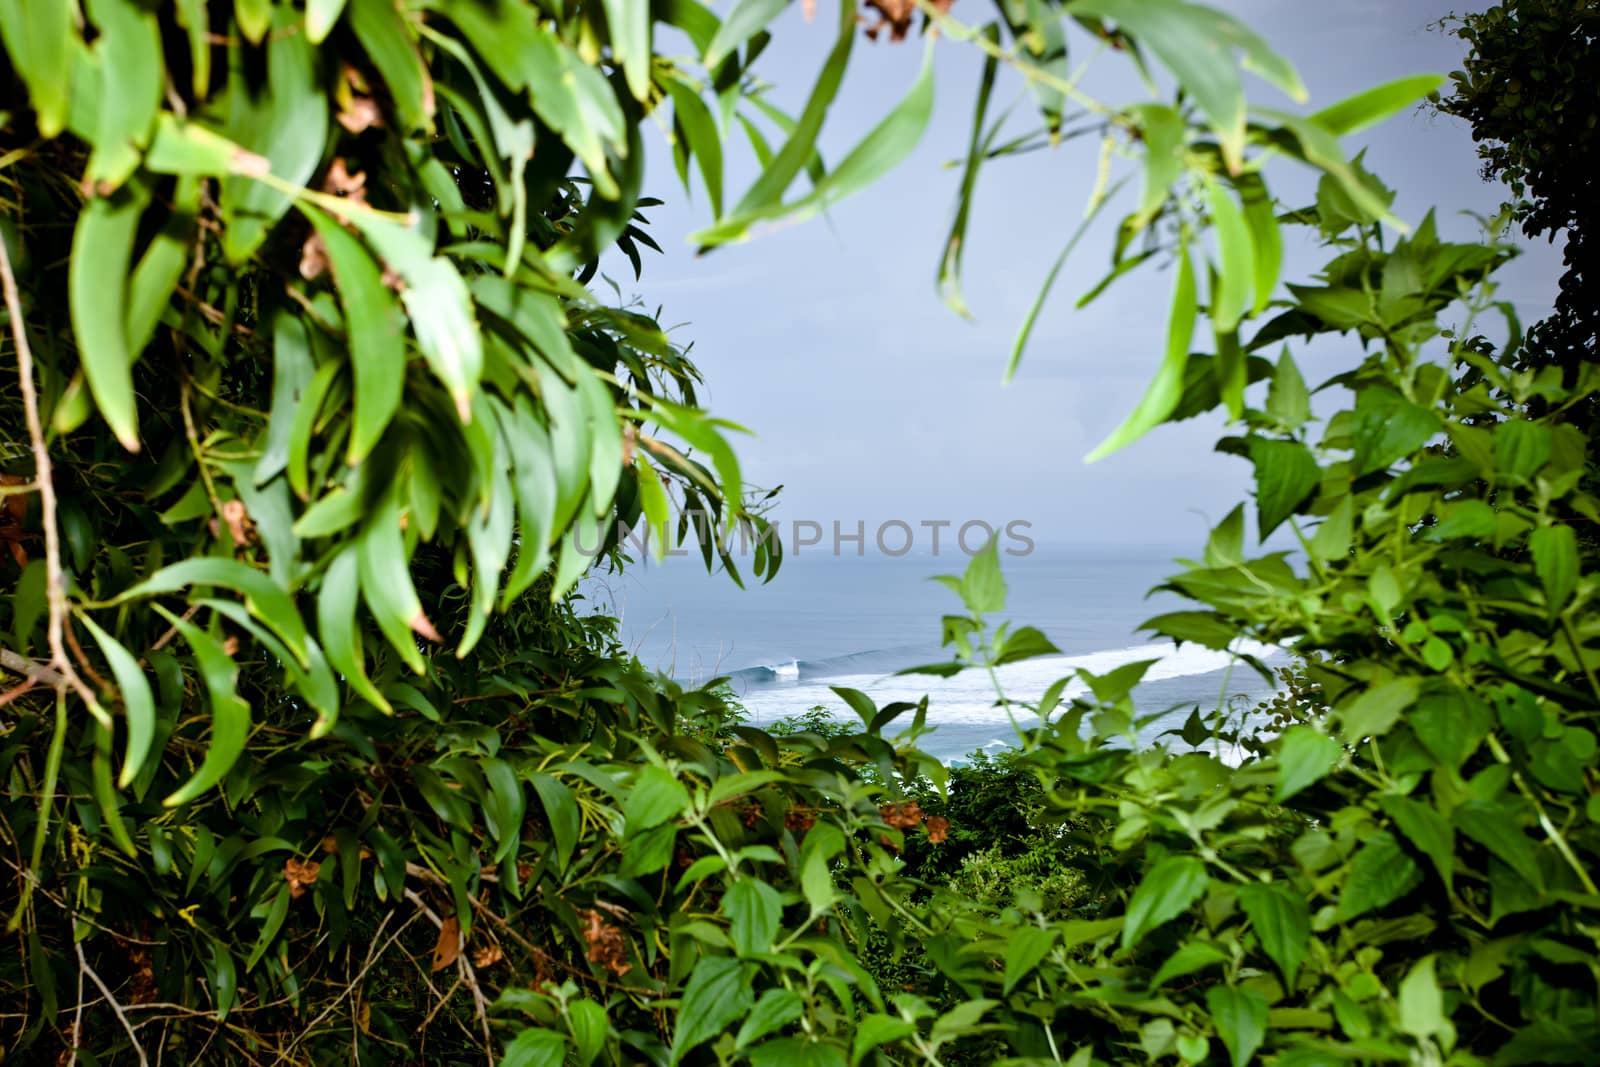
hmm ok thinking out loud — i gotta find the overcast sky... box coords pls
[613,0,1563,549]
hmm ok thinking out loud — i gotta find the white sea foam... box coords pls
[739,639,1283,727]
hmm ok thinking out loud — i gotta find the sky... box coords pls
[609,0,1565,551]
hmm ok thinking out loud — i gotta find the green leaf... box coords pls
[70,184,146,451]
[1266,351,1310,432]
[307,0,350,43]
[210,940,238,1020]
[960,537,1006,615]
[994,626,1061,666]
[1205,175,1253,333]
[1396,955,1444,1041]
[1274,726,1341,803]
[724,878,783,957]
[303,207,407,463]
[0,0,74,137]
[1204,505,1246,567]
[1530,525,1578,611]
[236,0,271,42]
[939,39,1000,318]
[78,614,156,789]
[1004,927,1058,993]
[800,822,844,916]
[80,0,164,188]
[1087,239,1197,461]
[221,11,328,262]
[348,0,432,132]
[1335,831,1422,922]
[852,1014,916,1065]
[1130,103,1185,227]
[703,0,784,69]
[333,211,482,422]
[157,608,252,808]
[1123,854,1210,951]
[1150,940,1228,989]
[707,0,852,226]
[1310,495,1353,560]
[1493,420,1551,481]
[115,558,310,665]
[1338,678,1419,744]
[125,173,201,362]
[1249,437,1320,538]
[672,957,752,1064]
[736,989,804,1049]
[1076,0,1304,172]
[1238,175,1281,315]
[527,773,580,872]
[91,722,136,856]
[602,0,651,99]
[665,78,725,218]
[1006,188,1115,384]
[567,1000,608,1066]
[1379,795,1454,888]
[1259,108,1401,230]
[1310,74,1445,136]
[358,487,438,672]
[316,548,391,715]
[1205,986,1268,1067]
[1455,801,1543,890]
[1238,882,1309,987]
[831,686,877,727]
[626,765,689,832]
[698,30,933,243]
[503,1028,568,1067]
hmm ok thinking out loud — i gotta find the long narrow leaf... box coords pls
[1087,238,1197,460]
[158,607,252,808]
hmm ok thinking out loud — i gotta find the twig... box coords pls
[0,646,63,706]
[0,221,98,711]
[403,888,493,1064]
[75,931,151,1066]
[69,940,85,1067]
[272,909,409,1066]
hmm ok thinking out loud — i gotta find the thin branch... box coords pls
[0,223,98,711]
[75,932,151,1067]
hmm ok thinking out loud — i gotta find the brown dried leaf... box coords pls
[284,857,322,898]
[879,801,925,829]
[322,158,368,203]
[578,908,632,976]
[299,232,329,281]
[430,914,462,972]
[861,0,951,41]
[926,816,950,844]
[471,942,502,968]
[220,498,254,547]
[337,96,384,135]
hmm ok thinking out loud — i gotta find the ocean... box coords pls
[589,543,1283,763]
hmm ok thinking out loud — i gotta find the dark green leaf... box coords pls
[1238,882,1310,987]
[1123,854,1209,951]
[1205,985,1268,1067]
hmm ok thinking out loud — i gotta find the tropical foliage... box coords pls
[1,1,1595,1065]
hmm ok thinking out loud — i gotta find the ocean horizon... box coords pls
[589,542,1283,763]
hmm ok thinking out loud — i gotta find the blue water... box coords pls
[587,544,1281,763]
